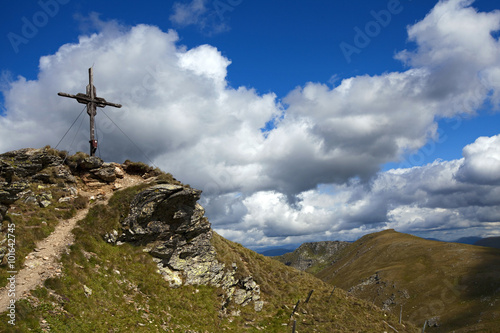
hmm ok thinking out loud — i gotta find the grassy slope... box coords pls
[212,232,416,332]
[1,182,417,332]
[0,181,81,288]
[316,229,500,332]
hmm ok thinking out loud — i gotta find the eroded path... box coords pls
[0,174,145,312]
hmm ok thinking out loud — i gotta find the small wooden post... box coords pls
[383,320,399,333]
[290,300,300,319]
[291,319,296,333]
[328,286,336,301]
[305,289,314,303]
[87,68,97,156]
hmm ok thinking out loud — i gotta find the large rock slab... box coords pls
[92,165,117,182]
[119,184,210,251]
[117,184,263,313]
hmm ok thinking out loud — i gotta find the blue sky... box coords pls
[1,0,500,248]
[1,0,497,166]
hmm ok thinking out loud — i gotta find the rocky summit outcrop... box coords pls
[117,184,213,284]
[0,148,127,220]
[109,184,263,313]
[0,147,138,265]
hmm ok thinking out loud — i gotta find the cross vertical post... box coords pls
[87,68,97,156]
[58,68,122,156]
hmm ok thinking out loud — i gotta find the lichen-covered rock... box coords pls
[229,276,261,306]
[0,235,7,264]
[93,165,117,182]
[83,285,93,297]
[0,204,7,222]
[254,300,264,312]
[154,258,183,288]
[80,156,103,170]
[0,148,77,221]
[0,148,64,181]
[37,193,52,207]
[119,184,208,242]
[0,182,29,205]
[39,200,51,208]
[104,230,119,244]
[53,165,76,183]
[119,184,213,271]
[118,184,263,313]
[232,289,248,305]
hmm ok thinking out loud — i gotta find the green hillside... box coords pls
[315,229,500,332]
[1,183,414,332]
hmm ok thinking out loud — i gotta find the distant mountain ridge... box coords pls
[451,235,500,249]
[453,236,483,244]
[274,230,500,331]
[306,229,500,332]
[259,247,295,256]
[474,236,500,249]
[274,241,349,273]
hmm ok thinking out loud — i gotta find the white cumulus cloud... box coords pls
[456,134,500,184]
[1,1,500,248]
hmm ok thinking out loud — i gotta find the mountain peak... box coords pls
[0,147,416,331]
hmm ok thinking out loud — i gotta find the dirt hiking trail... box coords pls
[0,174,146,312]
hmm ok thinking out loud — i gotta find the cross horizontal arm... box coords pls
[58,92,122,108]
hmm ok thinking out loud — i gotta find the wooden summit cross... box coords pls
[58,68,122,156]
